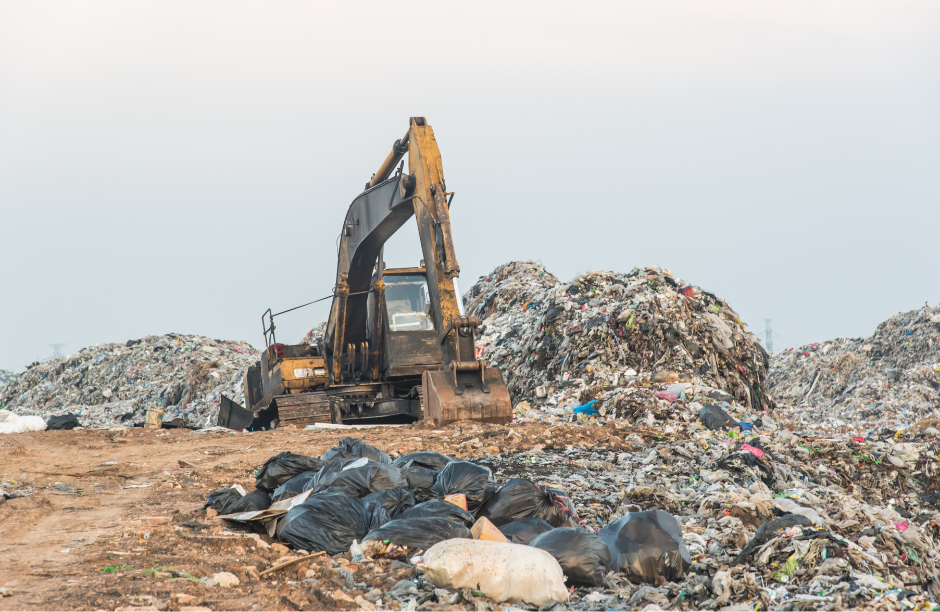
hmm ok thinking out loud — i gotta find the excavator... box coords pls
[218,117,512,429]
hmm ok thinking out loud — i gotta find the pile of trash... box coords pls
[0,334,258,428]
[205,427,940,609]
[206,436,694,608]
[768,304,940,435]
[464,261,774,425]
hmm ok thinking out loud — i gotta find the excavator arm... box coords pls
[326,117,511,425]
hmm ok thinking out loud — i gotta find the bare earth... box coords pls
[0,421,626,611]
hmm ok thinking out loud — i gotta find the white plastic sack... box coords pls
[0,414,47,434]
[417,539,568,606]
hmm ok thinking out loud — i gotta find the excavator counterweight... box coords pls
[221,118,512,429]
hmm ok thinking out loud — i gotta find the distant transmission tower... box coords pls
[49,343,66,359]
[764,320,773,354]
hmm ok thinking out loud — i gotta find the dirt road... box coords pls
[0,421,627,610]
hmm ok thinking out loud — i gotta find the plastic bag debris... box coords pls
[598,510,691,583]
[255,452,324,490]
[397,499,476,529]
[733,514,813,566]
[698,404,738,430]
[275,491,381,555]
[479,478,581,527]
[0,414,46,434]
[418,539,569,607]
[45,413,81,430]
[204,486,246,514]
[358,516,471,558]
[360,488,416,518]
[429,461,496,514]
[499,517,555,545]
[320,436,390,465]
[270,470,320,503]
[529,527,612,586]
[400,465,439,502]
[391,451,455,471]
[313,462,406,497]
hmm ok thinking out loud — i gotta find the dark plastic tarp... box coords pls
[45,413,80,430]
[205,487,272,514]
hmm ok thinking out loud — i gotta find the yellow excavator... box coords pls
[219,117,512,429]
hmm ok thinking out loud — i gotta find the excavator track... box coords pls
[274,392,333,427]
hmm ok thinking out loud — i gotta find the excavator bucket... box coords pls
[422,367,513,426]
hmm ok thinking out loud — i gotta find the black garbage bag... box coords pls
[271,471,320,502]
[204,487,244,514]
[392,451,456,471]
[598,510,691,583]
[397,499,476,529]
[361,517,471,555]
[204,487,271,514]
[314,463,406,497]
[275,491,377,555]
[401,466,439,502]
[699,404,738,431]
[320,437,390,464]
[46,413,80,430]
[361,488,416,518]
[530,528,612,586]
[429,461,496,514]
[255,452,324,490]
[479,478,581,527]
[499,517,555,545]
[732,514,813,566]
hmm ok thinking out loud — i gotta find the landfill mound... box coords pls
[465,261,774,424]
[768,304,940,433]
[0,334,258,428]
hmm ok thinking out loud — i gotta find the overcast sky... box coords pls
[1,1,938,371]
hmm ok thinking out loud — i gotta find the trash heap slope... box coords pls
[464,261,774,422]
[0,334,258,428]
[768,304,940,432]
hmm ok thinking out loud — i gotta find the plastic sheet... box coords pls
[598,510,691,583]
[270,470,320,503]
[255,452,324,490]
[320,436,390,464]
[529,527,611,586]
[429,461,496,514]
[498,517,555,545]
[479,478,581,527]
[397,499,476,529]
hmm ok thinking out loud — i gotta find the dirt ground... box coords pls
[0,420,635,611]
